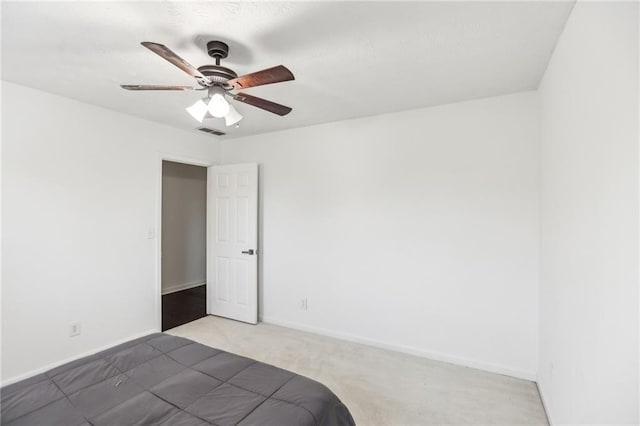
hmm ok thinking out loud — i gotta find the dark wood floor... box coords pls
[162,285,207,331]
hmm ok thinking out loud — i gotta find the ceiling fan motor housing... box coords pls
[198,65,237,86]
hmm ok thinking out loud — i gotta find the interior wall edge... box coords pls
[161,280,206,296]
[262,316,537,382]
[220,90,539,147]
[0,80,216,146]
[0,328,157,387]
[536,379,553,426]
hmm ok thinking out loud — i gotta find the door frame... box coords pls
[155,153,215,332]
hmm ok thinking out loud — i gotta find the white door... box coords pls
[207,163,258,324]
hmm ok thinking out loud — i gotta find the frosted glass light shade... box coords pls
[208,93,230,118]
[186,99,208,122]
[224,104,243,126]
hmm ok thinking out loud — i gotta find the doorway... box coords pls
[161,160,208,331]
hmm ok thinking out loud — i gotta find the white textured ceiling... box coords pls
[1,1,574,139]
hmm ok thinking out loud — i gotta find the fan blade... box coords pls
[232,93,292,116]
[228,65,294,90]
[121,85,194,91]
[141,42,210,85]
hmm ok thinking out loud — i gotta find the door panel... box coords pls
[207,164,258,324]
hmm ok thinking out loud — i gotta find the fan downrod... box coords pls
[207,41,229,65]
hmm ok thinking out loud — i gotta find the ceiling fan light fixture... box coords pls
[123,40,295,123]
[225,104,243,127]
[207,86,230,118]
[186,98,209,122]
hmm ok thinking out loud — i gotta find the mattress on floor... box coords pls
[1,333,355,426]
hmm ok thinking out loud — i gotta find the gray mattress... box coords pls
[1,333,355,426]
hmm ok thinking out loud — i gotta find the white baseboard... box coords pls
[262,316,537,381]
[1,329,157,387]
[536,380,554,425]
[162,280,205,295]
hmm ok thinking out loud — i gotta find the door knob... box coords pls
[242,249,255,255]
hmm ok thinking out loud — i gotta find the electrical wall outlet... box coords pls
[300,298,308,311]
[69,322,81,337]
[146,227,156,240]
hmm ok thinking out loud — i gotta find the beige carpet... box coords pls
[168,316,548,426]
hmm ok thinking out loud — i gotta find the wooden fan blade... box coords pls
[141,42,210,85]
[121,85,194,91]
[232,93,292,116]
[228,65,294,90]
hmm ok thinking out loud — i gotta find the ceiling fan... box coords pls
[121,40,294,126]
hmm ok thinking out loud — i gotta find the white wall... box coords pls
[1,81,219,383]
[537,1,639,424]
[221,92,540,379]
[162,161,207,294]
